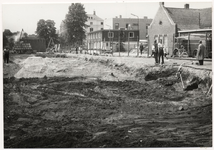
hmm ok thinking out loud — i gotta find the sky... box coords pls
[1,0,213,35]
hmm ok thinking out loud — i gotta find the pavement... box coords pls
[66,52,212,71]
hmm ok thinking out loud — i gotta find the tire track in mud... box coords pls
[3,55,212,148]
[4,74,212,148]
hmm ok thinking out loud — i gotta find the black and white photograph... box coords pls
[2,0,213,149]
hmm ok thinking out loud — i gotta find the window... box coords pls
[154,36,158,42]
[129,32,134,38]
[108,32,114,38]
[106,43,108,46]
[90,22,93,25]
[101,28,103,30]
[133,23,138,26]
[115,23,119,29]
[146,24,150,35]
[126,23,129,28]
[101,22,103,25]
[90,28,93,32]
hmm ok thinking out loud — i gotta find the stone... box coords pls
[178,106,184,111]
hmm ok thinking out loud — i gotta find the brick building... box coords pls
[148,2,212,56]
[87,29,139,51]
[113,16,152,40]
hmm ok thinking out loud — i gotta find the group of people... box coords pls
[151,40,166,65]
[150,40,205,66]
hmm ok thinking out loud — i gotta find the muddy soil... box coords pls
[3,54,212,148]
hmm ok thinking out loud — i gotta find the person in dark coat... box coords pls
[140,43,144,55]
[4,48,10,64]
[196,40,205,65]
[3,49,7,63]
[76,46,78,54]
[154,40,158,64]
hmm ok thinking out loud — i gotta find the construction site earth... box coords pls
[3,52,212,148]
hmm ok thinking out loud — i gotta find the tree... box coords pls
[3,29,13,37]
[116,30,126,52]
[23,32,28,38]
[63,3,88,46]
[3,34,8,48]
[3,29,13,49]
[36,19,59,47]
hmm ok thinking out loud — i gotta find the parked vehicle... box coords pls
[173,33,212,58]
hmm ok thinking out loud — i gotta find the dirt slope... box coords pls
[3,54,212,148]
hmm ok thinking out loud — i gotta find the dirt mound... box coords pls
[15,57,55,78]
[13,56,135,81]
[4,76,212,148]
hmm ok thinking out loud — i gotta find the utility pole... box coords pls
[128,33,130,56]
[119,30,120,57]
[199,12,201,28]
[131,13,139,57]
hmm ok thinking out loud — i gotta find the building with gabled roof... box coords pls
[85,11,104,33]
[148,2,212,56]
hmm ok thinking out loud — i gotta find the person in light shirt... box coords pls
[154,40,158,64]
[158,42,164,64]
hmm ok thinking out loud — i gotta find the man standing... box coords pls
[158,42,164,64]
[154,40,158,64]
[140,43,144,55]
[197,40,205,65]
[4,48,10,64]
[76,46,78,54]
[3,48,7,63]
[150,44,155,57]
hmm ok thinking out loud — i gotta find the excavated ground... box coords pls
[3,54,212,148]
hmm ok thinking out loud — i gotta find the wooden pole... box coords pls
[137,36,139,57]
[119,31,120,57]
[180,73,185,89]
[207,84,212,96]
[128,32,130,56]
[205,32,208,57]
[188,32,190,56]
[147,35,149,57]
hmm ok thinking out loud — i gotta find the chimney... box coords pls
[185,4,189,9]
[159,2,164,6]
[120,15,122,18]
[93,11,96,15]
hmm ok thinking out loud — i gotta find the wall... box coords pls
[87,30,139,51]
[113,17,152,40]
[148,6,176,56]
[86,15,104,33]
